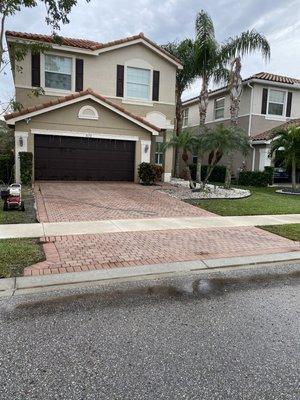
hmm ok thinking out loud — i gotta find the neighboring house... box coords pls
[5,31,182,183]
[182,72,300,175]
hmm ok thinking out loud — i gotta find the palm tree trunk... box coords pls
[291,156,296,192]
[196,154,202,184]
[199,76,209,126]
[229,57,243,126]
[174,87,183,177]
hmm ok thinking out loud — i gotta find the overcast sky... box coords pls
[1,0,300,108]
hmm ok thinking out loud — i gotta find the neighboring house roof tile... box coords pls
[182,72,300,106]
[5,31,182,65]
[4,88,161,132]
[251,118,300,142]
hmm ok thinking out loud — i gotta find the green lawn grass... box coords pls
[194,186,300,216]
[0,238,45,278]
[259,224,300,241]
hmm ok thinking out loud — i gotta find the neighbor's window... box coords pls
[155,142,164,165]
[214,97,225,120]
[268,89,286,116]
[126,67,150,100]
[45,54,72,90]
[182,108,189,126]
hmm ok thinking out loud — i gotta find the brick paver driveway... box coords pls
[35,181,213,222]
[26,181,299,276]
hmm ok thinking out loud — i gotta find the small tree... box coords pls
[161,40,196,177]
[270,124,300,192]
[203,124,250,189]
[163,131,195,187]
[192,127,211,185]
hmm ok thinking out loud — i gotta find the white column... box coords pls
[15,131,28,183]
[259,146,271,171]
[141,140,151,163]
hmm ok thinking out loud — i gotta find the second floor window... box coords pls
[268,89,285,116]
[126,67,150,100]
[155,142,164,165]
[214,98,225,120]
[182,108,189,126]
[45,55,72,91]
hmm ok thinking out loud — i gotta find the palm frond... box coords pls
[195,10,215,42]
[221,29,271,61]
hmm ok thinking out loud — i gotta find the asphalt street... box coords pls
[0,263,299,400]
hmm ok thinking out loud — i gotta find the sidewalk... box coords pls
[1,214,300,239]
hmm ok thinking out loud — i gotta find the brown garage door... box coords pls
[34,134,135,181]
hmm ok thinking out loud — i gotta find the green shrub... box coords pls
[189,164,226,183]
[264,166,274,185]
[0,154,14,184]
[238,171,270,187]
[19,152,33,185]
[153,164,164,182]
[138,162,156,185]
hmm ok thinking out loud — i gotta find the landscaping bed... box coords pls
[161,179,250,200]
[0,238,45,278]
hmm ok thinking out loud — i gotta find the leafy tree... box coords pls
[0,0,90,113]
[270,124,300,192]
[203,124,250,188]
[162,40,196,176]
[163,131,196,187]
[0,120,14,155]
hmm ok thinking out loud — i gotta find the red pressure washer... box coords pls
[1,183,25,211]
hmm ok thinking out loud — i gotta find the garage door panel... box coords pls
[34,135,135,181]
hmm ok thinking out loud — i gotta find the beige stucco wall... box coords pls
[15,99,157,182]
[14,43,176,115]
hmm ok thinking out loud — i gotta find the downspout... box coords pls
[247,82,255,171]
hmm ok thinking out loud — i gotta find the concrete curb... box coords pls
[1,251,300,297]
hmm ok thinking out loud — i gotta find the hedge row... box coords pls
[0,154,14,184]
[238,170,270,187]
[138,162,164,185]
[189,164,227,183]
[19,152,33,185]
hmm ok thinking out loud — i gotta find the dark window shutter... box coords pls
[152,70,160,101]
[116,65,124,97]
[286,92,292,117]
[31,53,40,87]
[261,88,268,114]
[75,59,84,92]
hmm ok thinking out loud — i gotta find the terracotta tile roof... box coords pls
[4,88,161,132]
[6,31,181,65]
[6,31,103,50]
[183,72,300,106]
[247,72,300,85]
[251,118,300,141]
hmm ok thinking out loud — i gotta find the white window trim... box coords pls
[41,51,75,94]
[182,108,189,127]
[154,140,164,165]
[266,88,287,118]
[78,105,99,120]
[214,97,225,120]
[124,59,153,103]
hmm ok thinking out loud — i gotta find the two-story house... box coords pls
[182,72,300,176]
[4,31,182,183]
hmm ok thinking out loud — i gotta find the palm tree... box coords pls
[270,124,300,192]
[163,131,196,187]
[203,124,250,188]
[194,10,228,126]
[162,40,196,176]
[221,30,271,125]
